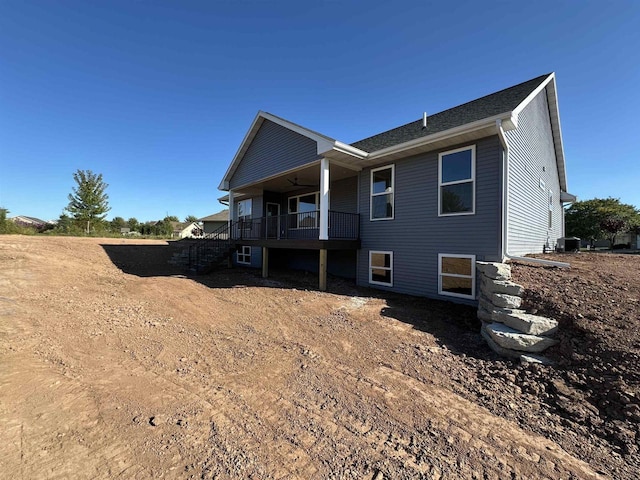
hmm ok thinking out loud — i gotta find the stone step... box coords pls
[478,299,524,322]
[485,322,558,353]
[480,325,521,359]
[481,292,522,309]
[480,277,524,297]
[494,310,558,336]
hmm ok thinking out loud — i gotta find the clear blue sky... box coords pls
[1,0,639,222]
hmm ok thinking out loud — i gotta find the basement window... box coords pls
[237,245,251,265]
[369,251,393,286]
[438,254,475,299]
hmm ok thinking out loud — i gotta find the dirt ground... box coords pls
[0,236,637,479]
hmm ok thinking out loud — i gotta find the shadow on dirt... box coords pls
[101,242,491,360]
[101,241,189,277]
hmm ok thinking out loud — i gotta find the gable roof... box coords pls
[199,210,229,222]
[219,73,567,192]
[351,74,550,152]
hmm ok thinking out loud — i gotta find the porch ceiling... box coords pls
[232,161,359,196]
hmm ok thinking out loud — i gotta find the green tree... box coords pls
[127,217,140,232]
[0,207,14,234]
[565,197,640,247]
[65,170,110,233]
[184,215,199,223]
[110,216,126,232]
[164,215,179,222]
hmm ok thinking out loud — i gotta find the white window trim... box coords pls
[438,253,476,299]
[370,164,395,221]
[288,191,320,229]
[438,145,476,217]
[369,250,393,286]
[237,245,251,265]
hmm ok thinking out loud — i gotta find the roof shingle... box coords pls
[350,74,551,152]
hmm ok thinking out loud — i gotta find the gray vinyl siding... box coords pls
[330,176,358,213]
[356,135,502,302]
[505,89,563,255]
[229,120,320,189]
[232,195,263,269]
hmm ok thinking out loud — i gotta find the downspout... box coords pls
[496,120,570,269]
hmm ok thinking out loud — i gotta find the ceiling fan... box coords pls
[287,176,317,188]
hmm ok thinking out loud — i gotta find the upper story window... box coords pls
[439,145,475,216]
[370,165,394,220]
[289,192,319,228]
[236,199,252,221]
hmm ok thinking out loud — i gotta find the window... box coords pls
[237,245,251,265]
[438,254,475,299]
[289,192,319,228]
[369,251,393,286]
[439,146,475,216]
[370,165,394,220]
[236,199,252,221]
[548,190,553,229]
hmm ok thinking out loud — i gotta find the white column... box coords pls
[319,158,330,240]
[228,190,235,238]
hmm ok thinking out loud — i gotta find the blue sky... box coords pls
[1,0,639,222]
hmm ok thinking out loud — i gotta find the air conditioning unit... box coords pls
[557,237,580,253]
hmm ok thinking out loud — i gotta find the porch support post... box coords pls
[262,247,269,278]
[319,157,330,241]
[228,190,235,239]
[319,249,327,291]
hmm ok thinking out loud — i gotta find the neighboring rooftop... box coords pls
[199,210,229,222]
[351,73,551,152]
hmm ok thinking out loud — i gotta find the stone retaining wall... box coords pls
[476,262,558,364]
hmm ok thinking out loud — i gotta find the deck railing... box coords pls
[232,210,359,241]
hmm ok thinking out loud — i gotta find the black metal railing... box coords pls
[187,210,359,273]
[188,221,231,272]
[230,211,359,241]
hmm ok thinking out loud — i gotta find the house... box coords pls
[9,216,54,229]
[199,210,229,235]
[171,221,203,239]
[212,73,574,303]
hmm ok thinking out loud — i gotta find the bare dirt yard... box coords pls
[0,236,638,479]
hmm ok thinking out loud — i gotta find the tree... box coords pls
[599,215,629,247]
[110,216,126,232]
[164,215,179,222]
[65,170,110,232]
[565,197,640,247]
[184,215,199,223]
[127,217,140,232]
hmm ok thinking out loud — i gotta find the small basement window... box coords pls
[237,245,251,265]
[438,254,475,299]
[369,251,393,286]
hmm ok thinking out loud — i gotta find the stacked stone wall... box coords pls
[476,262,558,364]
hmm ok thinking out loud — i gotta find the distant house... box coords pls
[170,221,203,239]
[199,210,229,235]
[9,216,54,230]
[205,73,574,302]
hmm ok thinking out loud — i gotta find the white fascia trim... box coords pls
[367,112,516,161]
[511,73,568,192]
[512,73,555,118]
[325,141,369,160]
